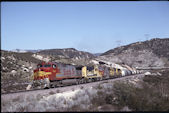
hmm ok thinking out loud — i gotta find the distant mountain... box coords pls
[11,49,42,53]
[11,49,27,53]
[37,48,95,60]
[93,53,102,56]
[26,49,42,53]
[99,38,169,67]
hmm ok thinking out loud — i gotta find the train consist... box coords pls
[27,61,140,90]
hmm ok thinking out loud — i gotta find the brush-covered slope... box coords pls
[99,38,169,67]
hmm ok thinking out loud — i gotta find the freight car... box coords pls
[29,61,130,89]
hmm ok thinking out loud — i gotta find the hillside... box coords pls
[1,38,169,93]
[1,49,95,93]
[1,48,95,72]
[1,50,41,72]
[1,50,43,93]
[37,48,95,59]
[99,38,169,67]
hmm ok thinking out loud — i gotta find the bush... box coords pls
[112,81,137,109]
[111,70,169,111]
[49,91,56,95]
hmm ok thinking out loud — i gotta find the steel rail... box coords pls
[1,74,141,96]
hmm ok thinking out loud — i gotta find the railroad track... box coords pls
[1,74,144,96]
[1,74,145,103]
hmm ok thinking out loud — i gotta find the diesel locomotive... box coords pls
[29,61,132,89]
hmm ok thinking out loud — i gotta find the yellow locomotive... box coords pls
[81,65,123,82]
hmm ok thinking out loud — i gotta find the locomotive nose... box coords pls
[34,70,44,80]
[34,69,51,80]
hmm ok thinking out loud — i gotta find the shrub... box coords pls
[56,89,60,93]
[111,70,169,111]
[71,88,75,91]
[80,86,84,89]
[112,81,137,109]
[36,94,43,101]
[49,91,56,95]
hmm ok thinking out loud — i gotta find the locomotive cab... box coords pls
[33,62,58,89]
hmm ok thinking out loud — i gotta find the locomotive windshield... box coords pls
[37,64,51,68]
[44,64,51,67]
[37,64,43,68]
[87,66,94,71]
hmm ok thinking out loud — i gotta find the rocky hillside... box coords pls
[1,48,95,73]
[1,38,169,93]
[1,50,43,93]
[1,50,42,72]
[1,48,95,93]
[99,38,169,67]
[37,48,95,59]
[31,48,96,66]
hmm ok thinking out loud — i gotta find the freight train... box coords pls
[27,61,135,90]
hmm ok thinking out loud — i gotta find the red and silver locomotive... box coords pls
[33,61,83,88]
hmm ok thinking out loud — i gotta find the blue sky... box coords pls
[1,1,169,53]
